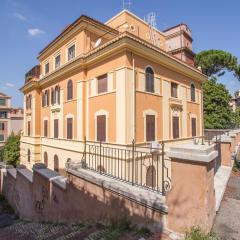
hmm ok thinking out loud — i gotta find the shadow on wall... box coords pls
[0,164,165,231]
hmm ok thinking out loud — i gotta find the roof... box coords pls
[38,15,118,57]
[163,23,189,33]
[0,92,11,98]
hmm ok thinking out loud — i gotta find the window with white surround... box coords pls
[171,82,178,98]
[0,123,4,130]
[0,99,6,106]
[145,67,154,93]
[45,62,49,74]
[0,135,4,142]
[55,55,61,69]
[191,83,196,102]
[97,74,108,94]
[68,45,75,61]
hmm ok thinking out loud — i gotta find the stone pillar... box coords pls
[166,144,217,233]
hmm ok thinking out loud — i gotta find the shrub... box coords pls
[185,227,218,240]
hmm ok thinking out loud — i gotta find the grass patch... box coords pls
[185,227,218,240]
[233,160,240,172]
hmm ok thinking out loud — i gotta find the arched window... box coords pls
[146,165,156,188]
[44,152,48,167]
[54,154,59,172]
[67,80,73,100]
[44,90,49,106]
[191,83,195,102]
[54,85,60,105]
[145,67,154,93]
[27,149,31,162]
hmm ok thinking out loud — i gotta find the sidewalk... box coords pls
[213,171,240,240]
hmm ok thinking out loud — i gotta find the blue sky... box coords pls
[0,0,240,107]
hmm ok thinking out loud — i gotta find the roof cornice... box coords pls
[22,32,207,91]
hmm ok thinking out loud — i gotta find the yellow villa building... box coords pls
[20,10,207,175]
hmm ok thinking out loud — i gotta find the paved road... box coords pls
[213,172,240,240]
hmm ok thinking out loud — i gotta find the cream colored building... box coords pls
[0,92,23,149]
[20,10,207,174]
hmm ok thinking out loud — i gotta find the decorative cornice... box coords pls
[21,32,207,93]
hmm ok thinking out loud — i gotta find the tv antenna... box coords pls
[144,12,160,47]
[122,0,131,10]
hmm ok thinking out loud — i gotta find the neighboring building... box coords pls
[20,10,207,172]
[230,90,240,112]
[164,23,195,66]
[0,92,23,148]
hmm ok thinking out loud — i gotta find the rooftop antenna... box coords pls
[144,12,160,47]
[122,0,131,10]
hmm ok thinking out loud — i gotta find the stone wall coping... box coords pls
[34,168,59,180]
[166,143,218,163]
[17,168,33,183]
[51,176,67,190]
[7,168,17,179]
[68,168,168,213]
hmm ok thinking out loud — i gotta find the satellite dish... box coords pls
[94,38,102,48]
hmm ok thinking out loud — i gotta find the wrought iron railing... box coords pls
[67,139,171,195]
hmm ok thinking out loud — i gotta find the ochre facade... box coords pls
[20,10,207,171]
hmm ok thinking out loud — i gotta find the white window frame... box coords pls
[94,109,109,142]
[143,109,158,142]
[66,42,76,62]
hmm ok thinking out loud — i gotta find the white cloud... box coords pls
[6,82,15,88]
[9,12,26,21]
[28,28,45,37]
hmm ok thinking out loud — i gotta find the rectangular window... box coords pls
[68,45,75,61]
[171,82,178,98]
[97,74,108,94]
[67,118,73,139]
[191,118,197,137]
[0,112,7,118]
[0,135,4,142]
[172,116,180,139]
[146,115,155,142]
[0,123,4,130]
[0,99,6,106]
[97,115,106,142]
[44,120,48,137]
[45,62,49,74]
[27,121,31,136]
[55,55,61,69]
[54,119,59,138]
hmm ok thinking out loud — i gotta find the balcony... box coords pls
[25,65,40,84]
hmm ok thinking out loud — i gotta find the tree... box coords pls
[3,133,20,167]
[203,78,234,129]
[195,50,240,79]
[195,50,240,129]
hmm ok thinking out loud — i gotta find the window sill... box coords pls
[89,91,116,98]
[136,90,161,97]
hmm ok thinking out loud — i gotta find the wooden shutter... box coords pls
[54,119,59,138]
[172,116,179,139]
[67,118,73,139]
[54,155,59,172]
[97,74,108,94]
[27,121,31,136]
[146,115,155,142]
[171,83,178,98]
[97,115,106,142]
[67,80,73,100]
[191,118,197,137]
[44,120,48,137]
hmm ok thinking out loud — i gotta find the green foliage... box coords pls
[203,78,234,129]
[195,50,240,129]
[185,227,218,240]
[3,132,20,167]
[195,50,240,79]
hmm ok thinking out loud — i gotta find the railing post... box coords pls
[162,141,165,196]
[100,141,102,174]
[132,139,135,186]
